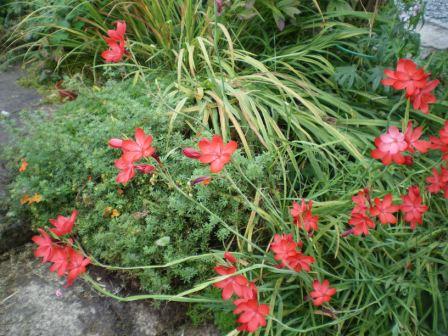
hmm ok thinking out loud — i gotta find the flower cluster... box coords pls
[213,252,269,333]
[32,210,90,286]
[373,59,443,166]
[290,199,319,233]
[382,58,439,114]
[101,21,126,63]
[269,230,336,307]
[109,130,239,185]
[272,199,337,308]
[346,186,428,235]
[368,63,448,233]
[109,128,157,184]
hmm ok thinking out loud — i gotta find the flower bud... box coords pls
[108,138,123,148]
[191,176,211,186]
[135,164,155,174]
[182,148,201,159]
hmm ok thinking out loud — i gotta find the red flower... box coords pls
[348,213,375,236]
[309,279,336,306]
[66,249,90,286]
[270,234,314,272]
[426,166,448,197]
[430,122,448,160]
[121,128,155,162]
[351,189,370,214]
[49,210,78,236]
[381,59,429,96]
[114,158,136,184]
[285,252,315,272]
[19,159,28,172]
[32,229,54,263]
[431,138,448,161]
[409,79,439,114]
[101,42,125,63]
[233,299,269,333]
[216,0,225,15]
[369,194,400,225]
[290,200,319,232]
[182,148,201,159]
[197,135,237,173]
[437,121,448,144]
[404,156,414,165]
[224,251,237,264]
[108,138,123,148]
[101,21,126,63]
[400,186,428,230]
[404,122,431,153]
[49,246,70,277]
[270,233,300,261]
[213,265,253,300]
[135,164,155,174]
[105,21,126,42]
[345,189,376,236]
[371,126,409,165]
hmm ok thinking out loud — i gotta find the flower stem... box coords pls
[402,98,410,132]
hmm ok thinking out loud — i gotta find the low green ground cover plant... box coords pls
[4,78,277,293]
[1,0,447,335]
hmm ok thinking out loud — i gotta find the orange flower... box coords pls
[19,159,28,172]
[20,193,43,205]
[111,209,120,218]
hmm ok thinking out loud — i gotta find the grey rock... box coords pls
[0,68,42,116]
[0,220,33,255]
[0,67,56,253]
[396,0,448,50]
[417,0,448,50]
[0,246,220,336]
[425,0,448,28]
[416,21,448,49]
[0,67,43,253]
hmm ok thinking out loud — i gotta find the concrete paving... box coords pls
[418,0,448,49]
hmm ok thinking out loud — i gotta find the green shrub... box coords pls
[3,77,278,293]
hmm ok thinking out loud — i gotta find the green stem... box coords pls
[84,263,290,303]
[402,98,410,132]
[90,252,220,270]
[83,275,219,303]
